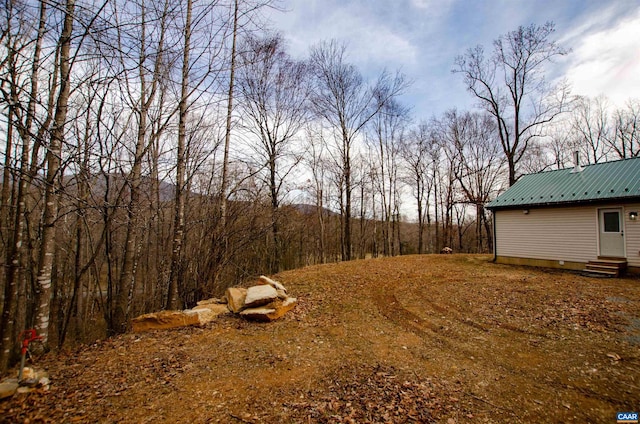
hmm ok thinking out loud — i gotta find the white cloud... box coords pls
[410,0,455,12]
[331,15,418,70]
[410,0,432,9]
[273,1,421,72]
[268,0,640,118]
[563,7,640,106]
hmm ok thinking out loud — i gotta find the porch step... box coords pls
[597,256,628,266]
[582,258,627,277]
[582,268,618,277]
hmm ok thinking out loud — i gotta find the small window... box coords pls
[603,212,620,232]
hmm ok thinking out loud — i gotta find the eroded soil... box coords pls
[1,255,639,423]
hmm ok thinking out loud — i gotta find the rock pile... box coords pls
[132,275,296,332]
[0,367,50,400]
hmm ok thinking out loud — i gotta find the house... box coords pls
[486,157,640,276]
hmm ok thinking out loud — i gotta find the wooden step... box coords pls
[583,258,627,277]
[593,260,627,268]
[596,257,628,266]
[581,268,618,277]
[585,264,620,272]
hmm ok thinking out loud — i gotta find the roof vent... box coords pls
[570,151,583,173]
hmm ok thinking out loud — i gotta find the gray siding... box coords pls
[495,206,598,263]
[495,204,640,266]
[624,204,640,267]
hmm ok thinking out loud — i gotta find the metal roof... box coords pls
[486,157,640,210]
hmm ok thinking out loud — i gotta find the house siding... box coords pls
[495,204,640,268]
[495,206,598,264]
[623,204,640,267]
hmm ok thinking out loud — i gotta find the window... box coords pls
[603,212,620,232]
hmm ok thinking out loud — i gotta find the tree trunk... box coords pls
[112,5,151,334]
[112,136,144,334]
[219,0,238,251]
[0,107,13,253]
[0,98,18,373]
[269,155,281,273]
[416,180,424,254]
[343,143,352,261]
[483,209,493,253]
[316,188,325,263]
[507,154,516,186]
[167,0,192,310]
[359,181,366,259]
[33,0,75,348]
[433,170,439,252]
[0,112,18,374]
[476,203,482,253]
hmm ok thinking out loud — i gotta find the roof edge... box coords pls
[487,195,640,211]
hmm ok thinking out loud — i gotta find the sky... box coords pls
[265,0,640,120]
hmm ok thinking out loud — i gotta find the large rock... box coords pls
[197,297,227,306]
[193,303,230,315]
[240,297,297,322]
[132,310,200,332]
[185,309,213,326]
[226,287,248,313]
[239,307,276,322]
[0,381,19,399]
[267,297,297,320]
[190,303,230,325]
[244,285,278,308]
[258,275,287,292]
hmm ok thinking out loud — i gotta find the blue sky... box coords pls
[266,0,640,120]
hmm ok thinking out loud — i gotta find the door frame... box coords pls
[597,207,626,258]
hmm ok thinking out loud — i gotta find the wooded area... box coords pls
[1,0,638,373]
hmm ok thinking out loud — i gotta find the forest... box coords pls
[0,0,638,374]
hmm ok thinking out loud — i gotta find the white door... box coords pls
[599,208,625,257]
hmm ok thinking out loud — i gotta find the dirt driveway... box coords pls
[2,255,639,423]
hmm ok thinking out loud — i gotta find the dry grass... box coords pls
[2,254,639,423]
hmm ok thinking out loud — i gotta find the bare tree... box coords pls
[303,124,329,263]
[401,122,435,254]
[441,110,503,252]
[544,117,574,169]
[31,0,77,350]
[166,0,193,310]
[610,98,640,159]
[0,0,53,372]
[368,98,410,256]
[429,115,465,251]
[109,0,172,335]
[218,0,239,271]
[352,150,375,259]
[310,40,405,260]
[454,22,569,186]
[236,34,310,273]
[214,0,273,287]
[570,95,611,164]
[434,150,457,251]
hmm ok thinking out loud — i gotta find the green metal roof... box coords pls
[486,157,640,210]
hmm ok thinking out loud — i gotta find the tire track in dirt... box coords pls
[372,290,528,420]
[372,286,625,417]
[372,290,490,361]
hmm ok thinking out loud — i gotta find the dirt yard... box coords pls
[1,255,639,423]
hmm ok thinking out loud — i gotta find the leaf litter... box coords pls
[1,254,639,423]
